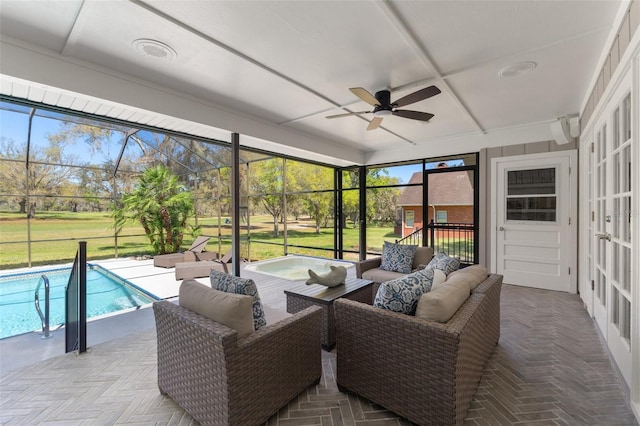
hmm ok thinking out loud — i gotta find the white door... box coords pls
[591,83,633,385]
[492,152,576,292]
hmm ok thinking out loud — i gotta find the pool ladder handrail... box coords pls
[35,274,52,339]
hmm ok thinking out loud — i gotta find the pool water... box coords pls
[0,265,158,339]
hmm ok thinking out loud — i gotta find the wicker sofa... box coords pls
[355,246,434,296]
[334,270,502,426]
[153,293,322,425]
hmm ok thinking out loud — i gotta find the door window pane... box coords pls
[507,168,555,195]
[506,197,556,221]
[506,168,556,222]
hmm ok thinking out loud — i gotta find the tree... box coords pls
[366,169,401,226]
[290,162,334,234]
[0,137,75,217]
[111,165,198,254]
[341,169,360,229]
[249,158,287,237]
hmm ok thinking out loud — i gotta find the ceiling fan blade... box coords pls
[367,116,383,131]
[350,87,380,107]
[393,110,435,122]
[394,86,441,108]
[326,110,371,119]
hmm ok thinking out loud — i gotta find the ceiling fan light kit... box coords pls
[327,85,441,130]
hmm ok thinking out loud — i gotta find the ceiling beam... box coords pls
[130,0,423,146]
[130,0,340,111]
[376,0,486,134]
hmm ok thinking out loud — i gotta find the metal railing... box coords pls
[34,274,52,339]
[396,221,475,264]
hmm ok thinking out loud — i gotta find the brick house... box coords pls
[396,166,474,239]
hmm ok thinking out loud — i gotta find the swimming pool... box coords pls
[0,264,158,339]
[244,255,354,281]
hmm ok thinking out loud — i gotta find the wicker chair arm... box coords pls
[238,305,322,349]
[355,256,382,278]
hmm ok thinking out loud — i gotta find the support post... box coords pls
[78,241,87,353]
[358,166,366,261]
[231,133,241,276]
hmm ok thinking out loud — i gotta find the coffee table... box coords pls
[284,277,374,350]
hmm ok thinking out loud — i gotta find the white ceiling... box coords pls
[0,0,623,166]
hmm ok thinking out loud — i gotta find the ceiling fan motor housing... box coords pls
[374,90,393,110]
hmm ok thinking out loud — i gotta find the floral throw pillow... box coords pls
[373,268,435,315]
[210,270,267,330]
[380,241,417,274]
[426,251,460,276]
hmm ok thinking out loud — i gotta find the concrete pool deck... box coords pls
[0,257,201,374]
[0,256,355,374]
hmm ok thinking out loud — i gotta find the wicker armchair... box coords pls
[334,273,502,426]
[153,300,322,425]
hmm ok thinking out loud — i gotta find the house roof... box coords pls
[397,170,474,207]
[0,1,625,166]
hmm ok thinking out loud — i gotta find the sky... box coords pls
[1,105,463,183]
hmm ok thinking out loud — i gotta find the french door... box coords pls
[592,78,633,385]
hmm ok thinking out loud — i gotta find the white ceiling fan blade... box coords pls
[367,116,383,131]
[350,87,380,107]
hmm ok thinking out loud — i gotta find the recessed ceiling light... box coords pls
[132,39,177,61]
[498,61,537,78]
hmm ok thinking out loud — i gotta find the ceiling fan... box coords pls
[326,85,441,130]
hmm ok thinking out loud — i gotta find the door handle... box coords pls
[499,226,504,231]
[595,232,611,241]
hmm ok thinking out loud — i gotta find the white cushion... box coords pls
[446,264,488,291]
[209,270,267,330]
[430,269,447,289]
[179,279,254,336]
[412,246,434,270]
[415,277,470,323]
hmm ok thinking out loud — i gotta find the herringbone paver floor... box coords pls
[1,285,637,425]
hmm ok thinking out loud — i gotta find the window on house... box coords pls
[405,210,415,228]
[436,210,447,223]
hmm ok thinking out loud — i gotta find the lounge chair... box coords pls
[173,248,246,279]
[215,249,251,274]
[153,236,217,268]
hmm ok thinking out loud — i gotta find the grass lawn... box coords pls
[1,211,472,269]
[0,211,401,269]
